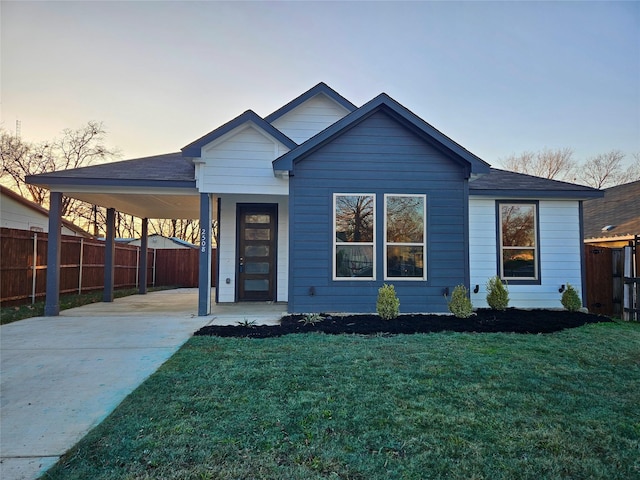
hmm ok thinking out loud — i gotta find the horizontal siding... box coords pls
[270,94,351,144]
[469,198,583,309]
[1,196,81,236]
[289,110,468,313]
[198,125,289,195]
[216,194,289,303]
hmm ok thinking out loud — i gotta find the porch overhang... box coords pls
[25,152,203,219]
[24,180,202,219]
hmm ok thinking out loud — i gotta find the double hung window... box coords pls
[334,194,375,279]
[384,194,426,280]
[498,202,538,281]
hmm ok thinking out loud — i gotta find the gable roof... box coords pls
[469,168,603,199]
[0,185,93,237]
[583,180,640,240]
[273,93,491,176]
[181,110,297,158]
[26,152,195,188]
[264,82,357,123]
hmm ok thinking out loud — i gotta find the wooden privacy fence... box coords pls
[585,236,639,321]
[1,228,216,306]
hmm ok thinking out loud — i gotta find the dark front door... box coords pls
[237,204,277,301]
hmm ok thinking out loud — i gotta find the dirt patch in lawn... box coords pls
[194,309,611,338]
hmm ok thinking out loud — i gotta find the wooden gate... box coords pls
[585,237,639,320]
[585,245,615,316]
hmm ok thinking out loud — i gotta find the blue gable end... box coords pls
[287,109,471,314]
[274,93,490,176]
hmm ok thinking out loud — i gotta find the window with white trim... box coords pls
[499,202,538,280]
[384,194,426,280]
[334,194,375,279]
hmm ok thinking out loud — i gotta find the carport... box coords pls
[26,152,216,316]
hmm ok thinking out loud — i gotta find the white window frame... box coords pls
[384,194,427,281]
[333,193,376,281]
[498,202,539,282]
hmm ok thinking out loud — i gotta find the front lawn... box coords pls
[42,321,640,479]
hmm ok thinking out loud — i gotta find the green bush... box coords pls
[299,313,324,325]
[448,285,473,318]
[486,276,509,311]
[561,283,582,312]
[377,284,400,320]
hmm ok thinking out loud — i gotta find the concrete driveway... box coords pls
[0,289,285,480]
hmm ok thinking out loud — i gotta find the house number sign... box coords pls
[201,228,207,253]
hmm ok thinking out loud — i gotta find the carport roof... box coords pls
[26,152,195,188]
[25,152,200,219]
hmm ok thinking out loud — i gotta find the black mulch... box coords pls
[194,309,611,338]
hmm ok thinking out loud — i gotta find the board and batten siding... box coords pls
[196,124,290,195]
[270,94,352,144]
[288,110,469,314]
[216,194,289,303]
[469,197,583,308]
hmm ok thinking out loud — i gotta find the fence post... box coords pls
[152,248,157,287]
[78,237,84,294]
[135,246,139,289]
[31,233,38,304]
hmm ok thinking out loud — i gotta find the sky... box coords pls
[2,1,639,167]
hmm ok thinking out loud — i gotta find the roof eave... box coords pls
[25,175,196,190]
[469,189,604,199]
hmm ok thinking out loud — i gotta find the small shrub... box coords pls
[377,284,400,320]
[299,313,324,325]
[236,319,257,328]
[448,285,473,318]
[486,276,509,311]
[561,283,582,312]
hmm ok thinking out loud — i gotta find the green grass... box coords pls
[1,286,176,325]
[42,322,640,479]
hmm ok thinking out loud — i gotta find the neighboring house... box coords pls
[27,83,601,316]
[126,234,197,249]
[583,180,640,247]
[0,185,92,237]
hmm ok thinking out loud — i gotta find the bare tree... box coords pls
[577,150,640,189]
[1,122,119,214]
[1,131,56,204]
[500,147,576,181]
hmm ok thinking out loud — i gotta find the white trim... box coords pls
[333,193,376,281]
[383,194,427,281]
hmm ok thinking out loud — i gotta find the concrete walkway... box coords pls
[0,289,285,480]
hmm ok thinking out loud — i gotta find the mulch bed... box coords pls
[194,308,611,338]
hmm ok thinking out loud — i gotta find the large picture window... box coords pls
[334,194,375,279]
[385,194,426,280]
[499,202,538,281]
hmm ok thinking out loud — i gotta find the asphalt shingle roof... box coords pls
[28,152,195,184]
[583,180,640,240]
[470,168,602,198]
